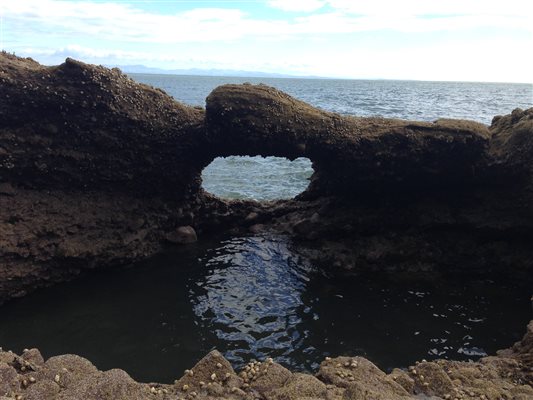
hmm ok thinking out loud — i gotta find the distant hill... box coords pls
[107,64,323,79]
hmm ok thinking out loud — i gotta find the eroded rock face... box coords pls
[0,54,205,197]
[206,83,492,198]
[1,55,533,399]
[0,54,251,304]
[489,107,533,181]
[2,54,532,302]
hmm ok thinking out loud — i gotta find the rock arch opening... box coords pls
[201,156,313,201]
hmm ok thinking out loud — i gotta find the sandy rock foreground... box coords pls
[0,321,532,400]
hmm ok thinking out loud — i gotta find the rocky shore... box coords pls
[1,53,532,398]
[1,321,532,399]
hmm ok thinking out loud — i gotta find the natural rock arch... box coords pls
[204,83,491,199]
[1,53,532,302]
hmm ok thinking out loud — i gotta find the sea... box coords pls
[130,74,533,201]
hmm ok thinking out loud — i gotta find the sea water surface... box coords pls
[0,76,532,383]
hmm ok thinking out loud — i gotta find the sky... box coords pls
[0,0,532,82]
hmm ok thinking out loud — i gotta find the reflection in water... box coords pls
[0,233,531,382]
[190,235,314,368]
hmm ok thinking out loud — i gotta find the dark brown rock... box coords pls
[0,362,19,395]
[37,354,99,389]
[206,83,491,198]
[317,356,409,397]
[57,369,148,400]
[0,53,205,198]
[2,54,533,302]
[1,332,533,400]
[0,182,15,196]
[1,54,533,400]
[165,225,198,244]
[173,350,239,393]
[250,362,292,394]
[21,348,45,367]
[24,380,61,400]
[268,373,327,399]
[489,107,533,180]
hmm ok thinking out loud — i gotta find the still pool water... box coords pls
[0,234,531,383]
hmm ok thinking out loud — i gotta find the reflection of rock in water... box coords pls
[190,235,313,367]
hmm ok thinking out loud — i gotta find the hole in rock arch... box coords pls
[201,156,313,201]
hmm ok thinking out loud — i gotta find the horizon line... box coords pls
[124,70,533,86]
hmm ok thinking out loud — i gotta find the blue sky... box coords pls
[1,0,532,82]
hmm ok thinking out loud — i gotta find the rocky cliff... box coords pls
[1,53,532,399]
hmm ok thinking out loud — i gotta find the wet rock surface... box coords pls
[1,54,533,398]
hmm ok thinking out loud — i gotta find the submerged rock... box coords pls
[165,225,198,244]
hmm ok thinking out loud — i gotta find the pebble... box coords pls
[211,373,217,381]
[54,374,60,383]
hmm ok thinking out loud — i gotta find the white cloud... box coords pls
[18,43,285,72]
[1,0,532,82]
[1,0,530,47]
[325,0,533,17]
[267,0,326,13]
